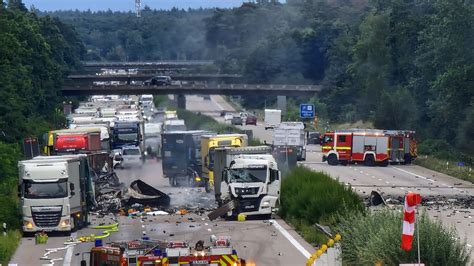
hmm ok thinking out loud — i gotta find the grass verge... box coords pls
[335,209,470,265]
[0,230,21,264]
[279,166,364,246]
[177,109,241,133]
[414,156,473,183]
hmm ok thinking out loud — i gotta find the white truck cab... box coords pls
[18,155,92,235]
[221,154,280,216]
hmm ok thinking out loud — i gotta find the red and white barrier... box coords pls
[401,192,422,251]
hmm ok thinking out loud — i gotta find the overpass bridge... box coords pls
[81,60,213,72]
[67,74,243,84]
[71,61,320,110]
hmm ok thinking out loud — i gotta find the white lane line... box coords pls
[63,233,76,266]
[392,166,431,181]
[270,219,311,258]
[392,166,467,193]
[210,96,225,111]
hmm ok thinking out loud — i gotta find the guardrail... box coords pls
[306,233,342,266]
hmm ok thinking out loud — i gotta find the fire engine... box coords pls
[87,239,167,266]
[321,129,417,166]
[85,236,246,266]
[166,236,245,266]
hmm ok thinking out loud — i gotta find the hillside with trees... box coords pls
[0,1,84,251]
[44,0,473,159]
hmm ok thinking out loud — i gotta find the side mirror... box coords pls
[70,183,75,191]
[222,170,229,183]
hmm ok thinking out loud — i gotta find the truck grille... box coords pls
[31,207,62,228]
[237,198,261,213]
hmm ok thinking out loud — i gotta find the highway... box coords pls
[10,95,473,265]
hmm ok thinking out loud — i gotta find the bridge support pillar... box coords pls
[177,94,186,109]
[277,95,287,115]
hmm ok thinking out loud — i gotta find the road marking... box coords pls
[391,166,430,181]
[210,96,225,111]
[270,219,311,258]
[391,166,469,193]
[63,233,76,266]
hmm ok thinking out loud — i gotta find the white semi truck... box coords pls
[273,121,306,161]
[210,146,280,219]
[18,155,94,235]
[264,109,281,130]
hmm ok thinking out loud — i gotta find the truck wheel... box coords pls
[187,177,194,187]
[327,154,338,166]
[364,155,375,167]
[404,154,412,164]
[70,216,78,232]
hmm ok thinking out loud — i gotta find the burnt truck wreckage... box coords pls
[94,173,170,213]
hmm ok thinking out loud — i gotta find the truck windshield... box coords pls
[117,133,137,142]
[24,179,68,199]
[228,168,267,183]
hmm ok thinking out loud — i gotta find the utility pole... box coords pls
[135,0,141,17]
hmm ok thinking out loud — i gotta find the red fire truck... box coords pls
[88,239,167,266]
[166,236,246,266]
[321,129,417,166]
[86,236,246,266]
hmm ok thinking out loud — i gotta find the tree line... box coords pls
[0,0,84,228]
[44,0,473,156]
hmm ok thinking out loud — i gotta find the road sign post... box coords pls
[300,104,315,119]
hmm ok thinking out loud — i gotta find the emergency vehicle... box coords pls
[166,236,245,266]
[86,236,246,266]
[321,129,416,166]
[88,239,167,266]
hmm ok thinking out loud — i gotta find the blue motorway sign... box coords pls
[300,104,315,118]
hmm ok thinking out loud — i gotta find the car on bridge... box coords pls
[144,75,172,86]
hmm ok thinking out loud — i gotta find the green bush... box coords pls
[0,142,21,229]
[418,139,458,160]
[280,167,363,226]
[0,230,21,265]
[335,210,470,265]
[177,109,241,134]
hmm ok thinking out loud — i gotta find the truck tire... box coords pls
[364,155,375,167]
[404,154,412,164]
[328,154,338,166]
[70,216,78,232]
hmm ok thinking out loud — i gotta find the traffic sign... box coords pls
[300,104,315,118]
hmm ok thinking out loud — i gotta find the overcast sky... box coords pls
[22,0,246,11]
